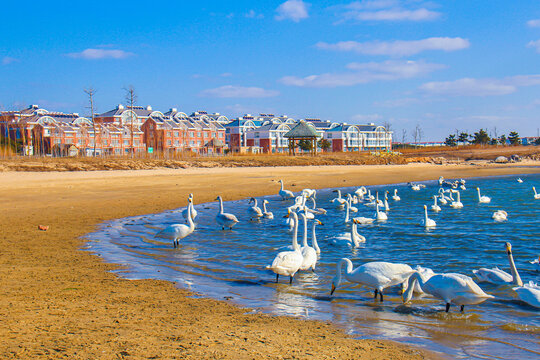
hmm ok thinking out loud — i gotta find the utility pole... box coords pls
[84,87,97,156]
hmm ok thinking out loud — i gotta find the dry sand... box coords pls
[1,162,538,359]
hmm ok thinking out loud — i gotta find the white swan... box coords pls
[492,210,507,222]
[392,189,401,201]
[156,197,195,248]
[181,193,198,222]
[533,186,540,200]
[347,194,358,213]
[477,187,491,203]
[411,184,421,191]
[278,179,295,200]
[472,242,522,285]
[298,213,318,272]
[308,197,327,215]
[355,186,367,200]
[262,200,274,219]
[302,188,316,199]
[431,195,441,212]
[403,271,494,312]
[331,258,413,301]
[517,178,523,183]
[384,191,390,211]
[331,219,366,247]
[422,205,436,228]
[438,193,448,205]
[215,196,239,230]
[364,191,383,207]
[450,190,463,209]
[513,282,540,308]
[266,212,303,284]
[375,202,388,221]
[366,189,375,201]
[311,218,322,255]
[247,198,264,221]
[330,189,347,207]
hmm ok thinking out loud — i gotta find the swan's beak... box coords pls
[284,211,290,218]
[330,283,336,295]
[505,242,512,254]
[317,220,323,225]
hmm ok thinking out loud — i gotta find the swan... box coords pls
[477,187,491,203]
[298,213,318,272]
[330,258,413,301]
[278,180,294,200]
[247,198,264,221]
[330,189,347,207]
[384,191,390,211]
[347,194,358,213]
[438,176,444,186]
[517,178,523,183]
[530,256,540,272]
[310,218,322,255]
[392,189,401,201]
[366,189,375,201]
[405,266,436,294]
[344,200,375,224]
[266,212,303,284]
[422,205,436,228]
[473,242,524,287]
[438,193,448,205]
[375,202,388,221]
[513,282,540,308]
[411,183,421,191]
[262,200,274,219]
[533,187,540,200]
[215,196,239,230]
[492,210,507,222]
[302,188,316,199]
[156,197,195,248]
[181,193,198,222]
[330,219,366,247]
[450,190,463,209]
[355,186,367,200]
[308,197,327,215]
[364,192,383,207]
[431,195,441,212]
[403,271,494,312]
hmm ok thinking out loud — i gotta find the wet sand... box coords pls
[1,163,538,359]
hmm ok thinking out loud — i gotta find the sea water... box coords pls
[84,173,540,359]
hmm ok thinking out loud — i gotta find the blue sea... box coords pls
[84,173,540,359]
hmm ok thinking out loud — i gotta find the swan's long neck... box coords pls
[457,191,461,202]
[376,192,379,202]
[253,198,258,207]
[311,197,317,209]
[291,213,300,251]
[404,272,426,302]
[345,201,350,222]
[384,198,389,211]
[424,207,428,222]
[311,223,320,254]
[534,187,538,196]
[187,202,195,231]
[280,181,284,191]
[337,190,342,199]
[507,249,523,286]
[433,196,437,206]
[301,214,308,247]
[351,223,360,247]
[376,202,380,213]
[394,189,398,196]
[218,197,224,214]
[477,188,481,200]
[335,258,354,285]
[262,201,267,213]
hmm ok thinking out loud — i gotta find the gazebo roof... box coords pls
[284,120,319,138]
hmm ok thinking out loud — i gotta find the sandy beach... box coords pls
[1,162,538,359]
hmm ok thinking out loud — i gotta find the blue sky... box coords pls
[2,0,540,140]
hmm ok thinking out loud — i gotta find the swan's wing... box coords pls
[271,251,302,270]
[155,224,184,239]
[222,213,239,222]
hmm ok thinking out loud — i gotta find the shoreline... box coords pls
[1,163,539,359]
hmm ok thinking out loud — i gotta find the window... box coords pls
[203,132,208,138]
[174,140,179,146]
[197,132,201,137]
[219,133,224,138]
[255,132,259,138]
[124,140,129,146]
[189,131,194,137]
[174,131,179,137]
[327,133,332,139]
[190,140,194,146]
[167,140,172,146]
[197,140,201,146]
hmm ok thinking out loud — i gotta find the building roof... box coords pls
[284,120,319,138]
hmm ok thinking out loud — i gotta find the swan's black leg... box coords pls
[276,274,279,283]
[445,303,450,312]
[222,226,224,230]
[379,291,383,302]
[374,289,378,299]
[289,276,293,284]
[460,305,464,313]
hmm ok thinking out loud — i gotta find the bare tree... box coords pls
[124,86,137,157]
[412,123,423,144]
[84,88,97,156]
[401,129,407,144]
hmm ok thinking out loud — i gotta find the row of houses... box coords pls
[0,104,392,156]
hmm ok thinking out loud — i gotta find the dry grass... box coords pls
[0,146,538,172]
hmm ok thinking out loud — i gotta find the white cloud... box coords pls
[275,0,309,22]
[316,37,470,57]
[340,1,440,22]
[527,39,540,53]
[419,75,540,96]
[2,56,18,65]
[280,60,444,88]
[245,10,264,19]
[199,85,279,98]
[67,48,134,60]
[527,19,540,27]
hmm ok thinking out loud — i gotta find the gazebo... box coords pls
[284,120,320,155]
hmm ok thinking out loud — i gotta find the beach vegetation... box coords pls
[444,134,457,147]
[472,129,490,145]
[508,131,520,145]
